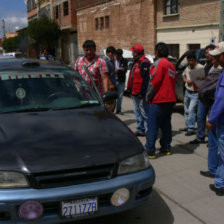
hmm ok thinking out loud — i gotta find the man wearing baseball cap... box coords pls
[127,44,151,136]
[206,41,224,196]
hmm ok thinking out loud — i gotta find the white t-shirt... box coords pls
[182,63,204,91]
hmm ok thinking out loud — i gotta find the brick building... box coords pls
[76,0,156,56]
[156,0,220,58]
[53,0,78,64]
[27,0,79,64]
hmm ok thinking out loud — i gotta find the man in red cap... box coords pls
[127,44,151,136]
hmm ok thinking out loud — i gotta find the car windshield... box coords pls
[0,69,100,113]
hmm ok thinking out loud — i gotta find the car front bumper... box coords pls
[0,166,155,224]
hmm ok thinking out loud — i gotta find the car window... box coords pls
[126,58,134,69]
[179,56,188,68]
[0,69,100,113]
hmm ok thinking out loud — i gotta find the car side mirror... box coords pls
[102,91,118,102]
[128,62,133,69]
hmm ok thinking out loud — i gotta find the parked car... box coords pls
[175,49,206,102]
[3,52,25,58]
[0,58,155,224]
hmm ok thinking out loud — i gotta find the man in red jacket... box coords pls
[127,44,151,136]
[145,42,177,158]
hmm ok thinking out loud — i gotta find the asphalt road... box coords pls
[67,96,224,224]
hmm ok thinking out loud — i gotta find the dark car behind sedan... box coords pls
[0,58,155,224]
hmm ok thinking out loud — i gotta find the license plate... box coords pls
[61,198,98,217]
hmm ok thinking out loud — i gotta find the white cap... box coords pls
[209,41,224,56]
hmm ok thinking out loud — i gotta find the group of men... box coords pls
[73,39,224,196]
[74,40,128,114]
[73,40,177,159]
[127,43,177,159]
[179,43,224,196]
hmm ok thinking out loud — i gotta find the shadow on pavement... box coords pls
[123,110,133,115]
[173,103,184,115]
[123,119,136,126]
[171,143,199,154]
[172,130,183,138]
[72,190,174,224]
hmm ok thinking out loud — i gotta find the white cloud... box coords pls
[4,16,28,32]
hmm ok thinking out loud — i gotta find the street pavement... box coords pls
[70,96,224,224]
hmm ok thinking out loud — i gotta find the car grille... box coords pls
[30,164,116,189]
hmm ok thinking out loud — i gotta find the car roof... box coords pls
[0,58,70,71]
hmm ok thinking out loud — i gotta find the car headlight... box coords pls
[118,151,150,175]
[0,171,29,188]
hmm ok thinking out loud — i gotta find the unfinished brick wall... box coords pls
[77,0,156,55]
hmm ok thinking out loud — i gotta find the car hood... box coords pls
[0,107,144,173]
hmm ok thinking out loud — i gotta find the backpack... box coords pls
[198,67,222,107]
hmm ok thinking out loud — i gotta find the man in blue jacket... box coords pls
[206,41,224,196]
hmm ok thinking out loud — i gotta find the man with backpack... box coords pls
[190,45,215,144]
[127,44,151,136]
[145,42,177,159]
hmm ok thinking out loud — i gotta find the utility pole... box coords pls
[219,0,224,41]
[1,19,6,40]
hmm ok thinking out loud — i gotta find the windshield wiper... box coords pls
[12,107,51,113]
[53,103,101,111]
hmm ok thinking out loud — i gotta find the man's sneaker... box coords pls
[148,153,156,159]
[209,184,224,196]
[159,148,171,156]
[189,138,205,144]
[185,131,195,136]
[134,131,145,137]
[179,127,188,132]
[200,171,215,178]
[116,111,124,115]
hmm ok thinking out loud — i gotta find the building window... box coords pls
[95,18,99,30]
[55,5,59,19]
[165,0,178,15]
[167,44,179,59]
[188,44,201,51]
[105,16,110,29]
[100,17,104,30]
[63,1,69,16]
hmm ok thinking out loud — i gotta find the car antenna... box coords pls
[83,65,104,104]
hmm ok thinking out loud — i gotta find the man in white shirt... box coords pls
[180,51,204,136]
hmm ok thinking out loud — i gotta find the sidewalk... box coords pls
[116,96,224,224]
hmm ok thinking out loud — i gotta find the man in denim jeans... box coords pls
[206,41,224,196]
[127,44,151,136]
[180,51,204,136]
[199,56,222,178]
[145,42,177,159]
[190,44,215,144]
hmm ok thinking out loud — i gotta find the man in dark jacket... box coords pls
[115,49,128,114]
[104,46,118,112]
[127,44,151,136]
[145,42,177,159]
[190,44,215,144]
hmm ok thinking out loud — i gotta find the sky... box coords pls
[0,0,28,37]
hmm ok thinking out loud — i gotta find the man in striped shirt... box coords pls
[74,40,114,95]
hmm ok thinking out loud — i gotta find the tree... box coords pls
[2,36,18,52]
[27,17,61,54]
